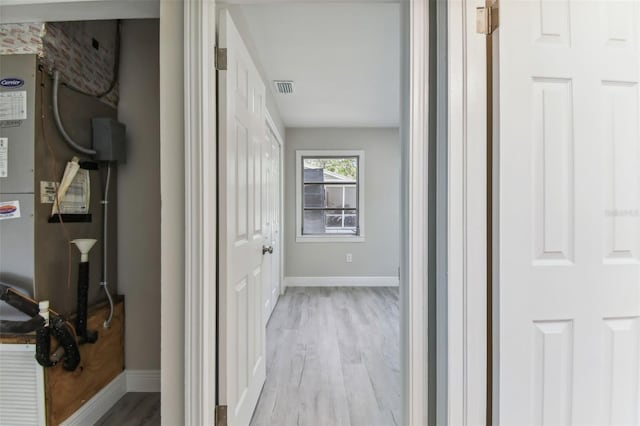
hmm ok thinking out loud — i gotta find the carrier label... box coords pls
[0,78,25,89]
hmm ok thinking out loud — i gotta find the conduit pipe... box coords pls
[52,71,97,156]
[101,163,115,328]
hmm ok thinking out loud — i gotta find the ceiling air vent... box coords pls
[274,80,294,94]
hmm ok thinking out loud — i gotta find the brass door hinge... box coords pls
[215,47,228,71]
[476,1,499,35]
[215,405,227,426]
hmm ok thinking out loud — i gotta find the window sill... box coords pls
[296,235,366,243]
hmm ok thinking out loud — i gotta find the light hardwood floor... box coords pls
[250,287,400,426]
[95,392,160,425]
[95,287,399,426]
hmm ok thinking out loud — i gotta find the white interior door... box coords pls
[498,1,640,424]
[218,9,267,426]
[271,139,281,306]
[262,129,275,323]
[263,127,281,322]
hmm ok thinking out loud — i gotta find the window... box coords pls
[296,150,365,242]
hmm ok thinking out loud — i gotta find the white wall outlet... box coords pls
[346,253,353,263]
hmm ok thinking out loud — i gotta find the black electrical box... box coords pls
[92,118,126,163]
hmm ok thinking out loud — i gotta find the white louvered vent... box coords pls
[0,345,46,426]
[274,80,294,94]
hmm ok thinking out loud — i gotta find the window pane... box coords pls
[324,209,357,232]
[303,210,326,234]
[303,157,357,183]
[300,155,360,237]
[344,186,357,208]
[324,186,342,208]
[303,209,357,235]
[304,184,357,209]
[303,167,325,183]
[343,214,357,227]
[303,183,324,208]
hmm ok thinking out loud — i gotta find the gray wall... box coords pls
[116,19,160,370]
[285,128,400,278]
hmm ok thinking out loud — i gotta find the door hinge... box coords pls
[215,47,228,71]
[215,405,227,426]
[476,1,499,35]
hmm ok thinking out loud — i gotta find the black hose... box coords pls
[76,262,89,339]
[49,317,81,371]
[1,283,82,370]
[0,316,45,334]
[35,326,56,367]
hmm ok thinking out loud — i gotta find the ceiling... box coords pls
[231,3,401,128]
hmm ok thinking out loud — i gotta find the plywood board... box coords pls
[45,299,124,426]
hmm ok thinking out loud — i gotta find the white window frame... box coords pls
[295,149,365,243]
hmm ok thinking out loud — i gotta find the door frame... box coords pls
[183,0,432,424]
[443,0,490,425]
[265,110,285,299]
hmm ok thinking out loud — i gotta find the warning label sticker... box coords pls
[0,200,21,220]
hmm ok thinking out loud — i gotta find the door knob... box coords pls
[262,245,273,255]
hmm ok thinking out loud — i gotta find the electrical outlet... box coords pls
[346,253,353,263]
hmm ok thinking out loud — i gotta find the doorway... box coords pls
[214,3,408,426]
[183,0,431,424]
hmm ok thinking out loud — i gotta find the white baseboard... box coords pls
[284,276,399,288]
[60,369,160,426]
[126,369,161,392]
[60,372,127,426]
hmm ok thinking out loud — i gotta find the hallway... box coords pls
[250,287,400,426]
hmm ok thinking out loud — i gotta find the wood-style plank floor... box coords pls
[250,287,400,426]
[95,392,160,425]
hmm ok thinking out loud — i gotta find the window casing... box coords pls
[296,150,365,243]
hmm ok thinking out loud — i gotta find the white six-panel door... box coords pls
[218,9,267,426]
[498,1,640,424]
[262,127,281,323]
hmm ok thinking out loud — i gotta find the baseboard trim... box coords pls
[284,276,399,288]
[60,372,127,426]
[60,369,161,426]
[127,369,161,392]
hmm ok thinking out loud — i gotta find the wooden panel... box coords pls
[534,0,571,46]
[602,81,640,263]
[601,0,638,49]
[235,277,248,405]
[250,266,261,373]
[34,68,118,316]
[34,66,119,316]
[533,78,575,264]
[0,334,37,344]
[236,123,249,243]
[602,317,640,425]
[532,320,574,425]
[45,299,124,426]
[253,133,262,238]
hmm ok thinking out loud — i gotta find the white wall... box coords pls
[117,19,160,371]
[285,127,400,278]
[159,0,185,423]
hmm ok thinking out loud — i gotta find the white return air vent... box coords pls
[274,80,294,94]
[0,344,46,425]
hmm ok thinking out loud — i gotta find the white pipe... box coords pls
[52,71,97,156]
[38,301,49,327]
[101,164,114,328]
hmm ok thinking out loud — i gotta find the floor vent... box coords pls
[274,80,294,94]
[0,344,45,425]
